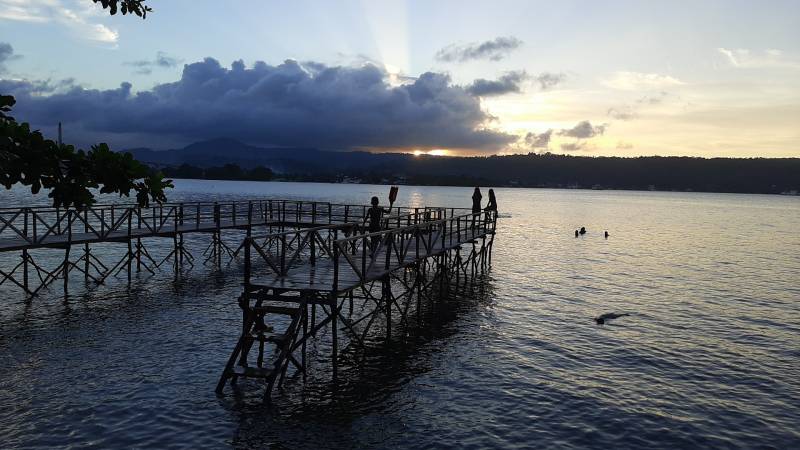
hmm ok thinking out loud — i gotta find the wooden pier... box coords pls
[0,198,497,401]
[0,200,453,297]
[216,207,497,401]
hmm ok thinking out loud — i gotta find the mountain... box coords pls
[124,138,410,174]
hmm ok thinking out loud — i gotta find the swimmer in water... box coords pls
[595,312,630,324]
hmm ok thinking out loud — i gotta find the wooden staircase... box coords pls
[215,295,307,400]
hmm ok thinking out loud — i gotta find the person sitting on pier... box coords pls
[484,189,497,212]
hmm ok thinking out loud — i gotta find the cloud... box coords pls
[466,71,528,97]
[524,129,552,148]
[435,36,523,63]
[0,0,118,43]
[616,141,633,150]
[560,141,586,152]
[637,91,670,105]
[717,47,800,69]
[0,42,22,73]
[606,107,636,121]
[125,51,182,75]
[534,72,566,90]
[559,120,607,139]
[606,91,672,121]
[2,57,516,152]
[603,71,685,90]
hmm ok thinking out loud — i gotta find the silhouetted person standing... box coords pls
[471,187,482,230]
[472,187,483,214]
[365,196,391,252]
[605,230,609,239]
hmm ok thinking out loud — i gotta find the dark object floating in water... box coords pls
[604,230,609,238]
[579,227,586,235]
[595,312,630,324]
[575,229,579,237]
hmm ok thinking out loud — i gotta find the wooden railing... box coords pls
[241,209,497,292]
[0,199,470,249]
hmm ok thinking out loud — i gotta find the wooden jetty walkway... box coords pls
[0,200,457,297]
[216,207,497,401]
[0,198,497,401]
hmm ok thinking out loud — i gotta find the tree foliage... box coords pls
[92,0,151,18]
[1,95,173,208]
[161,163,274,182]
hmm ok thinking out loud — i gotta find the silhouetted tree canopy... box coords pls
[1,95,172,208]
[161,163,274,182]
[0,0,167,207]
[92,0,151,18]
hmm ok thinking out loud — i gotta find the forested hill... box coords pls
[127,139,800,194]
[380,153,800,194]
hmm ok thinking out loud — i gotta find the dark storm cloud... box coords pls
[0,42,21,73]
[124,51,182,75]
[466,71,528,97]
[3,57,515,151]
[524,129,552,148]
[559,120,607,139]
[534,72,566,90]
[435,36,523,62]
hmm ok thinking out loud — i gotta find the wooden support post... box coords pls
[83,208,89,281]
[127,239,133,285]
[331,293,338,382]
[349,290,354,315]
[311,303,316,336]
[22,250,29,295]
[332,234,340,381]
[136,238,142,271]
[384,277,391,341]
[63,244,70,295]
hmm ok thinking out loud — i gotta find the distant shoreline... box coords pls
[163,177,800,197]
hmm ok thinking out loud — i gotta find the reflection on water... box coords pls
[1,180,799,449]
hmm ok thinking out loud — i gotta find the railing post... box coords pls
[384,231,392,272]
[310,230,316,266]
[244,237,251,288]
[247,201,253,233]
[333,229,339,290]
[280,234,287,275]
[232,202,237,226]
[214,202,220,228]
[361,234,367,278]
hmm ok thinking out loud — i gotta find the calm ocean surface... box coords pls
[1,180,799,449]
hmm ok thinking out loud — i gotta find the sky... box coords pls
[1,0,799,157]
